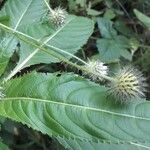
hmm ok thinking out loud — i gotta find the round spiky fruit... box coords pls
[109,67,147,102]
[84,60,108,81]
[50,7,67,27]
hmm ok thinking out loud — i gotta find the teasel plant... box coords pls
[0,1,147,103]
[0,0,150,149]
[0,21,147,103]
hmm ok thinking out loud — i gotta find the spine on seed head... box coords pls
[0,86,5,99]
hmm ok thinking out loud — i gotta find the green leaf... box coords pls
[0,141,9,150]
[0,72,150,143]
[0,36,18,76]
[17,23,58,67]
[134,9,150,28]
[97,36,132,62]
[76,0,86,7]
[0,16,10,26]
[0,0,47,76]
[0,0,46,29]
[135,51,150,72]
[0,55,9,76]
[0,16,94,82]
[58,138,150,150]
[114,21,133,37]
[96,18,132,62]
[87,8,103,16]
[0,16,94,80]
[97,18,117,38]
[0,0,94,78]
[104,9,116,20]
[18,16,94,68]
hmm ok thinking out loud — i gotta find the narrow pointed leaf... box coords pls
[134,9,150,28]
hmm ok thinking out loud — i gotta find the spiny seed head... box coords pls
[109,67,147,102]
[84,60,108,81]
[50,7,67,27]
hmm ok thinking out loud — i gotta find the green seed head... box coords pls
[109,67,147,102]
[84,60,108,81]
[50,7,67,27]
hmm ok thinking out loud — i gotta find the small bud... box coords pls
[84,60,108,81]
[50,7,67,27]
[109,67,147,102]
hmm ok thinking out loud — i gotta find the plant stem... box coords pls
[43,0,53,13]
[46,45,88,65]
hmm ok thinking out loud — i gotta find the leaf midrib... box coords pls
[2,97,149,121]
[13,0,33,30]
